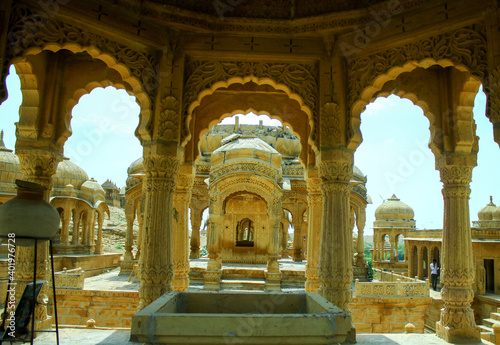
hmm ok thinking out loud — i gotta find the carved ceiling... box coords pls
[145,0,388,19]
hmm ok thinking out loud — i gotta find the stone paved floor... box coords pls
[83,257,307,291]
[24,328,492,345]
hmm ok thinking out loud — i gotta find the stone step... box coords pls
[491,312,500,322]
[220,279,266,291]
[483,318,500,329]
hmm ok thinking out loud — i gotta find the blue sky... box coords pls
[1,64,499,234]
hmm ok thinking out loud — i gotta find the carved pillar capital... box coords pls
[16,149,63,190]
[318,149,354,183]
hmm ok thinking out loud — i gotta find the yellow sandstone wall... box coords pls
[51,290,139,328]
[350,297,432,333]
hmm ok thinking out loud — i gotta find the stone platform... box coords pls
[30,329,494,345]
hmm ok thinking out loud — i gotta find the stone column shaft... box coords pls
[436,161,480,342]
[355,209,366,267]
[305,174,322,292]
[265,215,282,291]
[317,153,354,313]
[172,167,193,292]
[94,212,104,254]
[61,209,71,246]
[292,221,303,262]
[138,155,179,308]
[189,205,203,259]
[124,199,136,260]
[417,246,423,279]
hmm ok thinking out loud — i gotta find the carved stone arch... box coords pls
[347,23,487,151]
[6,3,157,143]
[351,64,482,157]
[183,60,318,153]
[219,184,272,212]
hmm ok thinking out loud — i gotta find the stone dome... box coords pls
[0,134,23,194]
[53,157,89,189]
[353,165,366,183]
[375,194,414,221]
[478,197,496,221]
[493,206,500,221]
[200,124,300,159]
[81,178,105,203]
[127,157,143,175]
[126,157,144,189]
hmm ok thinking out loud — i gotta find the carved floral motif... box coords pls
[158,96,180,141]
[347,23,487,111]
[7,4,159,99]
[183,59,318,143]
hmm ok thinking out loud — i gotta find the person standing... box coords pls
[430,259,440,291]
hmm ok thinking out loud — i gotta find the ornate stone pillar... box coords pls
[94,211,104,254]
[172,165,193,291]
[355,208,366,267]
[417,246,423,279]
[265,212,282,291]
[136,201,144,260]
[138,154,179,308]
[204,213,223,290]
[124,198,136,260]
[305,171,322,292]
[189,204,203,259]
[390,237,395,263]
[60,208,71,246]
[72,211,80,245]
[16,149,62,330]
[317,150,354,313]
[280,217,290,258]
[436,158,481,342]
[292,220,303,262]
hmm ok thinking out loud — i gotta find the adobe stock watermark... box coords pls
[340,0,403,61]
[5,233,17,338]
[383,138,434,191]
[7,0,71,55]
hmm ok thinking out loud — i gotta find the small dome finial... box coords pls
[1,130,3,140]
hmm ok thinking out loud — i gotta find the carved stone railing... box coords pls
[374,268,422,283]
[354,278,429,297]
[54,267,85,289]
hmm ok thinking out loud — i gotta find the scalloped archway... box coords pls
[350,60,482,155]
[185,80,314,165]
[11,43,152,147]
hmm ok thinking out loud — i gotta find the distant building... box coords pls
[102,179,121,207]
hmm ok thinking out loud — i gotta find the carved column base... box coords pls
[305,280,320,292]
[436,321,480,343]
[265,271,282,291]
[318,287,352,313]
[173,266,190,291]
[189,247,200,259]
[119,259,137,276]
[203,270,222,291]
[293,250,303,262]
[305,267,320,292]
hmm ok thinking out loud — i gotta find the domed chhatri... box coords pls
[375,194,415,221]
[478,196,497,221]
[0,131,23,197]
[53,157,90,190]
